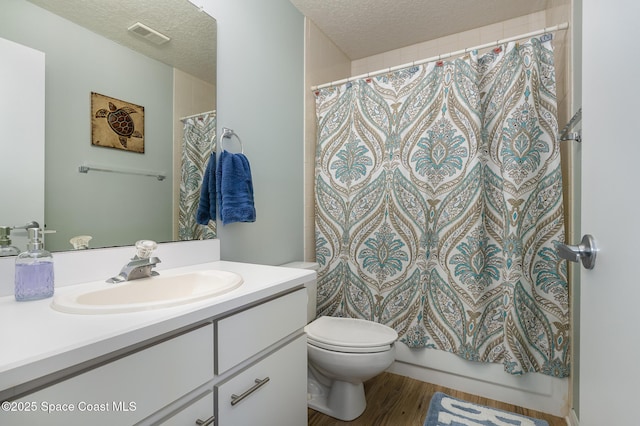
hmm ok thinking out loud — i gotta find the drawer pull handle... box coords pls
[195,415,215,426]
[230,377,270,406]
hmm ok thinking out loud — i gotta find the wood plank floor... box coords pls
[307,372,566,426]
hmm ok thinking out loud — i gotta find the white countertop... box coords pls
[0,260,314,397]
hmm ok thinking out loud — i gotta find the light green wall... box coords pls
[0,0,174,251]
[215,0,305,264]
[2,0,305,260]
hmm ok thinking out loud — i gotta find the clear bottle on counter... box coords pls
[0,226,21,257]
[14,228,54,301]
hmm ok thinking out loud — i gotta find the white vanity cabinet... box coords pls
[214,288,308,426]
[216,335,306,425]
[5,323,215,426]
[157,388,215,425]
[2,286,309,426]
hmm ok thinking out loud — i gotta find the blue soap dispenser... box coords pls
[15,228,54,301]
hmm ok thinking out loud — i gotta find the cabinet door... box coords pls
[158,389,214,426]
[3,324,214,426]
[216,334,306,426]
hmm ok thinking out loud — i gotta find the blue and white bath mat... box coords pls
[424,392,549,426]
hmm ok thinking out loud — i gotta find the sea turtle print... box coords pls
[95,101,143,148]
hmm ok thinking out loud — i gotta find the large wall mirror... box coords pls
[0,0,217,253]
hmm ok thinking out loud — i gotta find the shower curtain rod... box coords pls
[311,22,569,91]
[179,110,216,121]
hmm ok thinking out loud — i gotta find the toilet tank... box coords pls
[280,261,318,323]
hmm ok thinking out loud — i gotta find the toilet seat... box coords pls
[305,316,398,354]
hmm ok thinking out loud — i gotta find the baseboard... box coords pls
[388,344,569,418]
[565,409,579,426]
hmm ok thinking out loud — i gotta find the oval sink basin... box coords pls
[51,270,243,314]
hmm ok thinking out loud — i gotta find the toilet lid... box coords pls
[305,316,398,353]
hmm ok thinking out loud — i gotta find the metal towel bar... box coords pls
[78,164,166,181]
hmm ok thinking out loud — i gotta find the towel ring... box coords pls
[220,127,244,153]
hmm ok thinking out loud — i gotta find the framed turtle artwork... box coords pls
[91,92,145,153]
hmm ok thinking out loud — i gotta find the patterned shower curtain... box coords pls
[179,111,217,240]
[314,37,568,377]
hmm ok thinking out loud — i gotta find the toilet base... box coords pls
[308,372,366,421]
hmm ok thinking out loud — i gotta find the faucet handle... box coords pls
[135,240,157,259]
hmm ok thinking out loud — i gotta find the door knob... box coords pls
[557,234,597,270]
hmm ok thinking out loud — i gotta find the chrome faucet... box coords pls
[107,240,161,283]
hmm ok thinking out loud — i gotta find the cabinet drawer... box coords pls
[5,323,214,426]
[216,334,307,426]
[216,288,306,374]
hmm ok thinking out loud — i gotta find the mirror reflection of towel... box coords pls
[216,150,256,225]
[196,152,216,225]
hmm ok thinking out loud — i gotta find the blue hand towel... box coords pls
[216,150,256,225]
[196,152,216,225]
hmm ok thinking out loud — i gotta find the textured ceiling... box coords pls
[289,0,550,59]
[25,0,549,83]
[26,0,216,84]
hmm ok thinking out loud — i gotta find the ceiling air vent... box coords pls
[127,22,170,45]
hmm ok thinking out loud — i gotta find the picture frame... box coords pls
[91,92,145,153]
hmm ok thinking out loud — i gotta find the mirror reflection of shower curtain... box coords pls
[314,36,568,377]
[179,111,216,240]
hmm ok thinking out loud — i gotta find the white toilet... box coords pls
[281,262,399,421]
